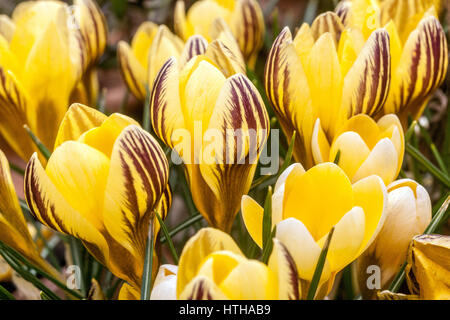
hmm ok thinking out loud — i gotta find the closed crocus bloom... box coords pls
[336,0,448,127]
[0,149,56,277]
[151,55,268,232]
[150,264,178,300]
[177,228,300,300]
[405,234,450,300]
[265,12,390,168]
[24,103,172,290]
[118,21,244,102]
[242,162,388,298]
[312,114,404,185]
[356,179,431,298]
[174,0,264,67]
[0,0,106,161]
[117,23,184,101]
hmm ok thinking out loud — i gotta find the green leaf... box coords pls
[156,212,179,264]
[40,291,53,300]
[141,221,155,300]
[404,120,417,143]
[0,244,61,300]
[306,226,335,300]
[0,241,83,299]
[261,226,276,264]
[160,213,203,243]
[0,284,15,300]
[406,143,450,188]
[142,85,151,132]
[333,150,341,165]
[23,125,51,160]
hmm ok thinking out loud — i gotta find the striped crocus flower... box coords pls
[336,0,448,127]
[151,54,269,232]
[265,11,391,169]
[176,228,300,300]
[174,0,264,67]
[24,104,171,291]
[0,0,107,161]
[118,20,244,102]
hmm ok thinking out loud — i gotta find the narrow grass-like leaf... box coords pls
[142,85,151,132]
[23,125,51,160]
[0,241,83,299]
[9,162,24,175]
[97,88,107,114]
[141,221,154,300]
[0,245,60,300]
[406,143,450,188]
[40,291,53,300]
[160,213,203,243]
[156,212,179,264]
[333,150,341,164]
[417,123,448,175]
[0,284,15,300]
[306,226,335,300]
[261,226,276,264]
[405,120,417,143]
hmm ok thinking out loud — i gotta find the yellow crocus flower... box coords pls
[356,179,431,298]
[336,0,448,127]
[0,0,107,161]
[174,0,264,67]
[118,20,244,101]
[312,114,404,185]
[242,162,387,298]
[176,228,300,300]
[405,234,450,300]
[24,104,171,290]
[265,12,391,168]
[0,149,56,277]
[118,22,184,101]
[150,54,268,232]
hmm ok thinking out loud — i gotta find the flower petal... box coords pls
[150,264,178,300]
[320,206,365,272]
[103,125,169,258]
[341,29,390,117]
[54,103,107,149]
[353,138,398,184]
[276,218,331,282]
[283,163,354,240]
[241,195,263,248]
[177,228,243,297]
[352,175,387,253]
[268,238,301,300]
[24,153,109,263]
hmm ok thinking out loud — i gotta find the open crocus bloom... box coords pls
[357,178,431,298]
[151,54,268,232]
[174,0,264,66]
[177,228,300,300]
[24,104,171,290]
[0,0,106,161]
[265,12,390,168]
[336,0,448,127]
[312,114,404,185]
[242,162,388,298]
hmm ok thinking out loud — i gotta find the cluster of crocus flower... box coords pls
[0,0,448,301]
